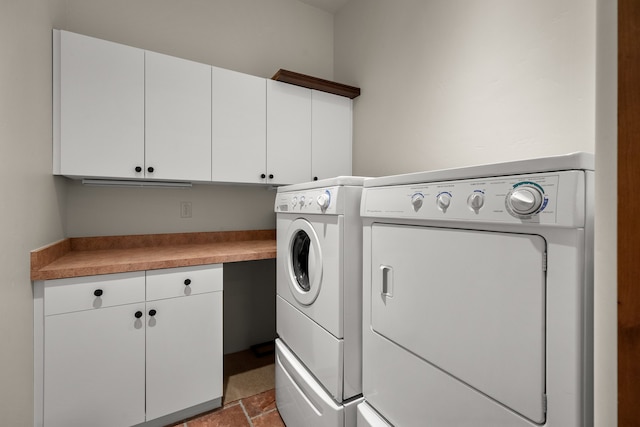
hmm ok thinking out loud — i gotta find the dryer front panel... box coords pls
[370,224,546,424]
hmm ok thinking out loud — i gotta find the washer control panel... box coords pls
[362,171,586,227]
[275,186,340,214]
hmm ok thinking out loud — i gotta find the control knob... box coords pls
[436,192,451,212]
[506,185,544,216]
[316,191,331,210]
[467,192,485,213]
[410,193,424,211]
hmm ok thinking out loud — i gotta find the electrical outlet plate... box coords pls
[180,202,192,218]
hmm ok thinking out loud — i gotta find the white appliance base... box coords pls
[277,295,345,400]
[357,402,391,427]
[276,339,362,427]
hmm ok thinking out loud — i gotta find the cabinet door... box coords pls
[145,291,223,421]
[311,90,353,181]
[145,51,212,181]
[266,80,312,185]
[44,303,146,427]
[56,30,144,179]
[212,67,267,184]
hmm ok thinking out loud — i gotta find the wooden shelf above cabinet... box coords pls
[272,69,360,99]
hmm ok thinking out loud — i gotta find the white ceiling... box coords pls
[297,0,350,14]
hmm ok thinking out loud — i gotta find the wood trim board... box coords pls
[272,69,361,99]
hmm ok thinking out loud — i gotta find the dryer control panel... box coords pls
[275,186,343,215]
[361,170,587,227]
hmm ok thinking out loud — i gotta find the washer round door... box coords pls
[285,218,323,305]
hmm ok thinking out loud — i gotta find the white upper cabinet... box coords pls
[54,30,144,178]
[311,90,353,181]
[54,30,211,182]
[211,67,266,184]
[145,51,212,182]
[266,80,312,185]
[53,30,353,186]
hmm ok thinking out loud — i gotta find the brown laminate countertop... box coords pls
[31,230,276,281]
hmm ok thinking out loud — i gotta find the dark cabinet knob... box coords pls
[313,176,318,181]
[184,279,191,286]
[147,167,154,173]
[135,166,142,173]
[93,289,103,297]
[149,309,157,317]
[134,311,143,319]
[260,173,266,179]
[269,174,274,179]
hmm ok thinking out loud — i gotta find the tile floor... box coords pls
[167,388,284,427]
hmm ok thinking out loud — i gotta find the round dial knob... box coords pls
[507,185,544,216]
[411,193,424,211]
[316,191,331,210]
[436,193,451,212]
[467,192,485,212]
[292,196,298,208]
[299,196,305,206]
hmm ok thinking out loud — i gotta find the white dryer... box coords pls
[275,176,366,427]
[357,153,594,427]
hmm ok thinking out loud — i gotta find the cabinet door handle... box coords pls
[269,174,274,179]
[147,166,154,173]
[93,289,103,297]
[260,173,266,179]
[148,309,157,317]
[184,279,191,286]
[313,176,318,181]
[135,166,142,173]
[134,311,143,319]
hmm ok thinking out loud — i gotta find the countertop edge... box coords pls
[31,230,277,281]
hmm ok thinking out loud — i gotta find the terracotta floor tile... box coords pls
[242,389,277,418]
[185,403,251,427]
[251,409,286,427]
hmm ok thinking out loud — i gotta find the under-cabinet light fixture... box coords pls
[81,179,192,188]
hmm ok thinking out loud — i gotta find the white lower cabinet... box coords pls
[44,301,147,427]
[146,266,222,420]
[36,265,223,427]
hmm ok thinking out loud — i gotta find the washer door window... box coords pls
[287,219,323,305]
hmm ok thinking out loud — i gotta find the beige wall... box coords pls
[595,1,617,425]
[65,181,277,237]
[335,0,596,177]
[335,1,616,426]
[0,0,66,424]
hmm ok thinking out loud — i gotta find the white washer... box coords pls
[357,153,594,427]
[275,176,366,427]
